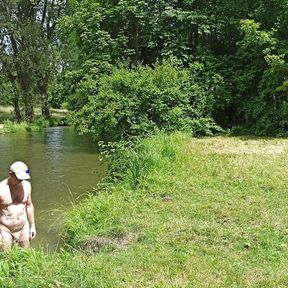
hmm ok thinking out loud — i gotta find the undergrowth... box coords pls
[0,117,69,134]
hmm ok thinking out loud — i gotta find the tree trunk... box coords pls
[24,91,34,122]
[38,74,50,118]
[17,69,34,122]
[41,93,50,118]
[12,94,22,123]
[131,15,139,65]
[190,24,199,55]
[7,73,22,122]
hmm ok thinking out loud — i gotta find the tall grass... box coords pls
[0,117,60,134]
[2,134,288,287]
[0,105,70,133]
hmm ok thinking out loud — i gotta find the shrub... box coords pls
[1,118,50,134]
[74,62,223,142]
[2,120,28,133]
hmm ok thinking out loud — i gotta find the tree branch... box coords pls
[41,0,48,26]
[8,33,18,55]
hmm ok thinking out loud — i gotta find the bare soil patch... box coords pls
[82,233,137,253]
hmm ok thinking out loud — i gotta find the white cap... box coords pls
[10,161,30,180]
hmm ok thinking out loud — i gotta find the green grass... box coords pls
[0,119,50,134]
[0,106,68,121]
[0,115,69,134]
[0,106,69,132]
[2,133,288,287]
[0,106,14,123]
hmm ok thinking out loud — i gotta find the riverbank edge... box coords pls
[0,114,71,134]
[0,132,189,287]
[0,119,68,134]
[0,106,69,134]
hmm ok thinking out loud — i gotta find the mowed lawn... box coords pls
[123,135,288,287]
[164,135,288,287]
[2,134,288,288]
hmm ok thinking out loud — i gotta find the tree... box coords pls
[59,0,288,135]
[0,0,66,122]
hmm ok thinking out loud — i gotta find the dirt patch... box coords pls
[82,233,137,253]
[162,196,173,202]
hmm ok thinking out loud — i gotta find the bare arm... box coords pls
[26,185,36,239]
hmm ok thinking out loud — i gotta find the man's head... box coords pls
[9,161,30,181]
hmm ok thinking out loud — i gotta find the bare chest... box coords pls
[0,188,28,207]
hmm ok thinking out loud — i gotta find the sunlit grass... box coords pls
[0,108,69,134]
[0,105,68,129]
[2,134,288,287]
[0,119,49,134]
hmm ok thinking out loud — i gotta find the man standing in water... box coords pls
[0,161,36,251]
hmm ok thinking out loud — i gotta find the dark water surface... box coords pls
[0,127,106,250]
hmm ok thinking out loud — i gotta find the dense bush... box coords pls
[57,1,288,137]
[218,19,288,135]
[74,62,223,142]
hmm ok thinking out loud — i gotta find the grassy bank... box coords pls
[0,116,69,134]
[0,119,50,134]
[0,106,69,134]
[2,133,288,287]
[0,106,68,121]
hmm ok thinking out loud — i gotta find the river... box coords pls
[0,127,106,250]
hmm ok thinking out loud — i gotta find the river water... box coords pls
[0,127,106,250]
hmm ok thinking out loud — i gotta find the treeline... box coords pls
[1,1,288,137]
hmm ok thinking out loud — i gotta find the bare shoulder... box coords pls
[0,179,9,199]
[22,180,32,194]
[0,179,8,192]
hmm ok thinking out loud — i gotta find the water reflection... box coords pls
[0,127,106,250]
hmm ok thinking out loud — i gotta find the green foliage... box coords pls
[2,0,288,133]
[57,0,226,110]
[0,81,13,106]
[0,118,50,134]
[74,62,223,141]
[105,133,179,189]
[58,0,288,136]
[27,117,50,131]
[1,120,28,134]
[216,17,288,135]
[0,0,65,121]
